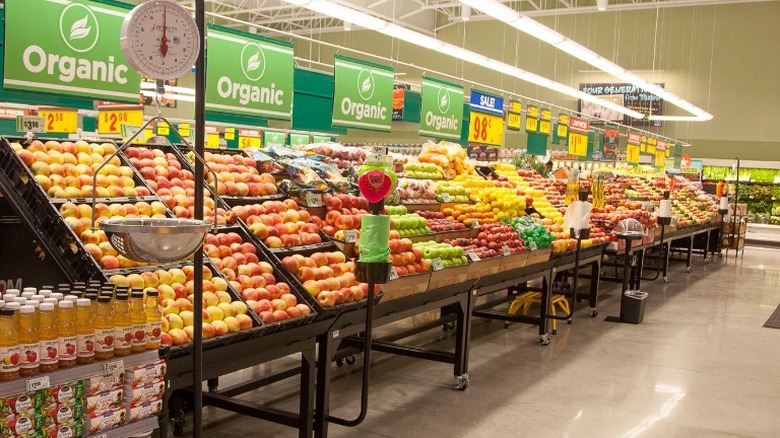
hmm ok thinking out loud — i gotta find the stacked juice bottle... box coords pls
[0,284,159,380]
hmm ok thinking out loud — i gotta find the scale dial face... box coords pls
[120,0,199,80]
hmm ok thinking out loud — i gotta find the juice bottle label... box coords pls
[131,324,146,348]
[114,326,133,350]
[58,336,77,361]
[94,329,115,353]
[39,339,59,365]
[19,342,39,369]
[145,321,162,344]
[0,345,21,372]
[76,333,95,358]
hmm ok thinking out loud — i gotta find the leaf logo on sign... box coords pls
[362,77,372,94]
[69,15,91,41]
[356,69,376,100]
[246,52,261,72]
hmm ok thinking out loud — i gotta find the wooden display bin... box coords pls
[402,202,441,213]
[465,257,502,280]
[499,252,528,271]
[380,272,431,301]
[433,229,475,242]
[526,248,552,266]
[428,264,470,290]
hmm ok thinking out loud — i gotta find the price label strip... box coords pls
[239,136,261,149]
[466,251,481,262]
[98,108,143,134]
[388,266,399,281]
[431,257,444,271]
[26,375,51,392]
[16,115,45,133]
[468,111,504,146]
[502,245,511,256]
[103,359,124,376]
[441,193,452,203]
[37,108,78,134]
[306,192,323,207]
[471,219,480,229]
[343,230,358,243]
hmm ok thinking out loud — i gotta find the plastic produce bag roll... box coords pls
[358,214,390,263]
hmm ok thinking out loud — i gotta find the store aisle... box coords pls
[194,247,780,438]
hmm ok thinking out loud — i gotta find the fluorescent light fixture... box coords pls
[140,90,195,103]
[461,5,471,21]
[280,0,644,119]
[459,0,713,121]
[649,115,711,122]
[140,82,195,95]
[344,21,352,31]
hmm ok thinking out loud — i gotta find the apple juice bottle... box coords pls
[57,300,77,368]
[0,308,20,381]
[130,290,147,353]
[18,305,39,377]
[94,296,115,360]
[76,298,95,365]
[113,293,132,357]
[38,303,58,372]
[145,289,162,351]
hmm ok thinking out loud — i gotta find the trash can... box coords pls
[622,290,648,324]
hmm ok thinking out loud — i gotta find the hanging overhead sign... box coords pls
[206,26,294,120]
[506,101,522,131]
[556,114,569,140]
[469,89,504,116]
[578,82,664,126]
[539,108,552,135]
[418,76,463,141]
[468,89,504,146]
[627,132,641,164]
[568,117,589,157]
[332,55,394,132]
[4,0,141,102]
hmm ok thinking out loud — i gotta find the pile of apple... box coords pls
[396,179,437,204]
[107,265,254,346]
[124,146,231,224]
[304,144,366,170]
[404,162,443,179]
[281,251,370,307]
[203,230,312,324]
[14,140,150,199]
[58,201,171,269]
[388,237,429,276]
[390,214,431,237]
[314,194,368,238]
[237,200,323,248]
[434,182,470,203]
[195,151,279,197]
[412,241,467,268]
[445,223,526,258]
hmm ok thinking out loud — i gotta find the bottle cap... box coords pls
[77,298,91,307]
[20,292,34,299]
[131,290,144,298]
[19,305,34,314]
[97,296,111,303]
[22,287,36,294]
[58,300,73,308]
[51,293,64,301]
[0,300,5,308]
[146,289,159,297]
[0,308,14,316]
[4,289,20,296]
[13,297,28,305]
[40,303,55,311]
[85,293,98,301]
[43,298,59,306]
[38,290,52,297]
[115,293,129,300]
[63,295,79,303]
[25,300,39,308]
[5,302,20,311]
[31,295,45,302]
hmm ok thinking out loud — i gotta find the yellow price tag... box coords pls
[627,144,640,163]
[541,109,551,121]
[506,112,521,131]
[527,106,539,118]
[640,142,647,152]
[655,150,665,167]
[665,147,671,157]
[647,144,656,154]
[98,108,143,134]
[557,123,568,139]
[224,128,235,141]
[539,119,551,135]
[157,121,169,136]
[143,129,154,141]
[206,133,220,148]
[468,111,504,146]
[568,132,588,156]
[508,101,521,113]
[178,123,191,138]
[238,136,261,149]
[37,109,78,133]
[525,116,538,132]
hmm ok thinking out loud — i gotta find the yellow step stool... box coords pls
[506,292,570,334]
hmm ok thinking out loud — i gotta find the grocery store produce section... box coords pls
[0,137,722,437]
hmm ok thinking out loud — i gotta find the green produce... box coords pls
[508,216,554,249]
[412,241,467,267]
[390,214,432,236]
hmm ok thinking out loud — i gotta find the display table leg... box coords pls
[539,273,552,345]
[588,259,600,317]
[314,334,337,438]
[606,241,633,323]
[299,341,316,438]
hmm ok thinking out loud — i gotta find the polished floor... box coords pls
[190,246,780,438]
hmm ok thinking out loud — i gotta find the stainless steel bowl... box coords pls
[100,218,212,263]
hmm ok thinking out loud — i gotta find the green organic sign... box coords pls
[264,131,286,146]
[289,133,310,147]
[312,135,333,143]
[206,26,294,120]
[418,76,463,141]
[4,0,140,101]
[332,55,394,132]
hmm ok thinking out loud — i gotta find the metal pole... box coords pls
[620,241,631,322]
[193,0,206,436]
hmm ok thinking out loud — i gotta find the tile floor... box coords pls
[187,246,780,438]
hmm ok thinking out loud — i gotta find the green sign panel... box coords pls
[418,76,463,141]
[264,131,286,146]
[4,0,140,101]
[206,26,294,120]
[312,135,333,143]
[289,133,310,147]
[332,55,394,132]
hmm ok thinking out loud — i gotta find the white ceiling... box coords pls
[169,0,779,36]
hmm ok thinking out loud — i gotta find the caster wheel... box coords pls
[345,355,356,366]
[503,322,510,329]
[442,322,455,332]
[540,334,551,345]
[686,267,692,273]
[590,308,598,318]
[336,359,344,367]
[567,318,572,325]
[551,329,557,335]
[663,277,670,284]
[455,374,470,391]
[705,259,710,265]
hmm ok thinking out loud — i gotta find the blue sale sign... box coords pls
[469,89,504,116]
